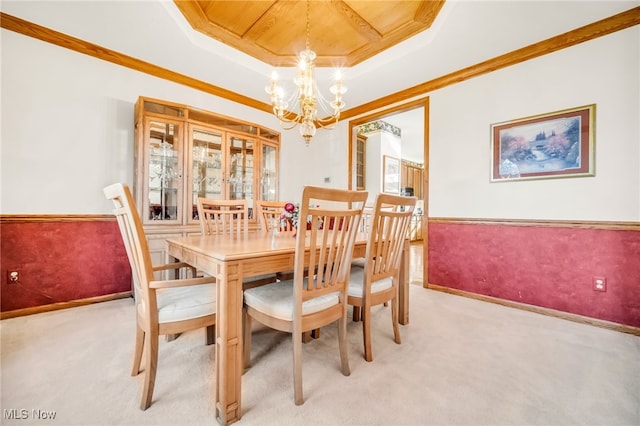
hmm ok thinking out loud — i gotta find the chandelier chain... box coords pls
[305,0,310,52]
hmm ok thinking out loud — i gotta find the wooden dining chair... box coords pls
[103,183,216,410]
[197,197,277,289]
[255,200,295,232]
[255,199,299,284]
[348,193,416,362]
[243,186,368,405]
[196,198,249,236]
[351,203,393,269]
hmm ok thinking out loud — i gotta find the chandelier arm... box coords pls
[275,109,303,124]
[316,114,339,124]
[314,84,343,119]
[279,120,303,131]
[264,0,346,144]
[315,117,340,130]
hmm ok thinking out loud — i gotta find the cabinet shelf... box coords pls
[149,187,179,191]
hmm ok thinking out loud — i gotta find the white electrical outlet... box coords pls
[593,276,606,292]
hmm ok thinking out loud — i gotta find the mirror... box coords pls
[348,97,428,285]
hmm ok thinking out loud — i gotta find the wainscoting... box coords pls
[1,215,131,318]
[1,215,638,331]
[428,218,640,329]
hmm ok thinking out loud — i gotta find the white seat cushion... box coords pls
[202,271,276,283]
[347,266,393,298]
[245,273,278,282]
[351,257,367,268]
[155,284,216,323]
[244,280,339,321]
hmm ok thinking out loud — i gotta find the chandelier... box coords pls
[265,0,347,145]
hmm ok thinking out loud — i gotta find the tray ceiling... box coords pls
[174,0,446,67]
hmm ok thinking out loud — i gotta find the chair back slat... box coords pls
[367,194,417,282]
[197,198,249,236]
[294,187,368,304]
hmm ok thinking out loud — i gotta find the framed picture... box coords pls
[383,155,400,194]
[491,104,595,182]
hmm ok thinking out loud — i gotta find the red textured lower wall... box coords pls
[3,216,639,328]
[428,222,640,328]
[1,219,131,312]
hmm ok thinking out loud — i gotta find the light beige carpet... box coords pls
[1,286,639,426]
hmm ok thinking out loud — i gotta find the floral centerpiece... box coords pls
[279,203,322,235]
[280,202,299,230]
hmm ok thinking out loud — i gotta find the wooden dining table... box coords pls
[166,230,410,425]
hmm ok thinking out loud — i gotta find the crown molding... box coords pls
[1,7,638,115]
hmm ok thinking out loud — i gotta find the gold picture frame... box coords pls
[491,104,595,182]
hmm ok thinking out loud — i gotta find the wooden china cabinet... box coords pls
[400,160,423,199]
[134,96,280,265]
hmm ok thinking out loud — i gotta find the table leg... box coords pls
[215,262,243,425]
[398,239,410,325]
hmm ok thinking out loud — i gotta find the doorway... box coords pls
[348,97,429,287]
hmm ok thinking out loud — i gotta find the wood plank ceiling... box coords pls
[174,0,446,67]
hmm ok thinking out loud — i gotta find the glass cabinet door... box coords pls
[261,142,278,201]
[356,135,366,190]
[228,135,255,218]
[145,118,182,225]
[189,125,223,221]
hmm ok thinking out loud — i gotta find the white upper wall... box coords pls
[1,16,638,221]
[428,27,639,221]
[357,130,403,204]
[2,0,635,117]
[0,30,284,214]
